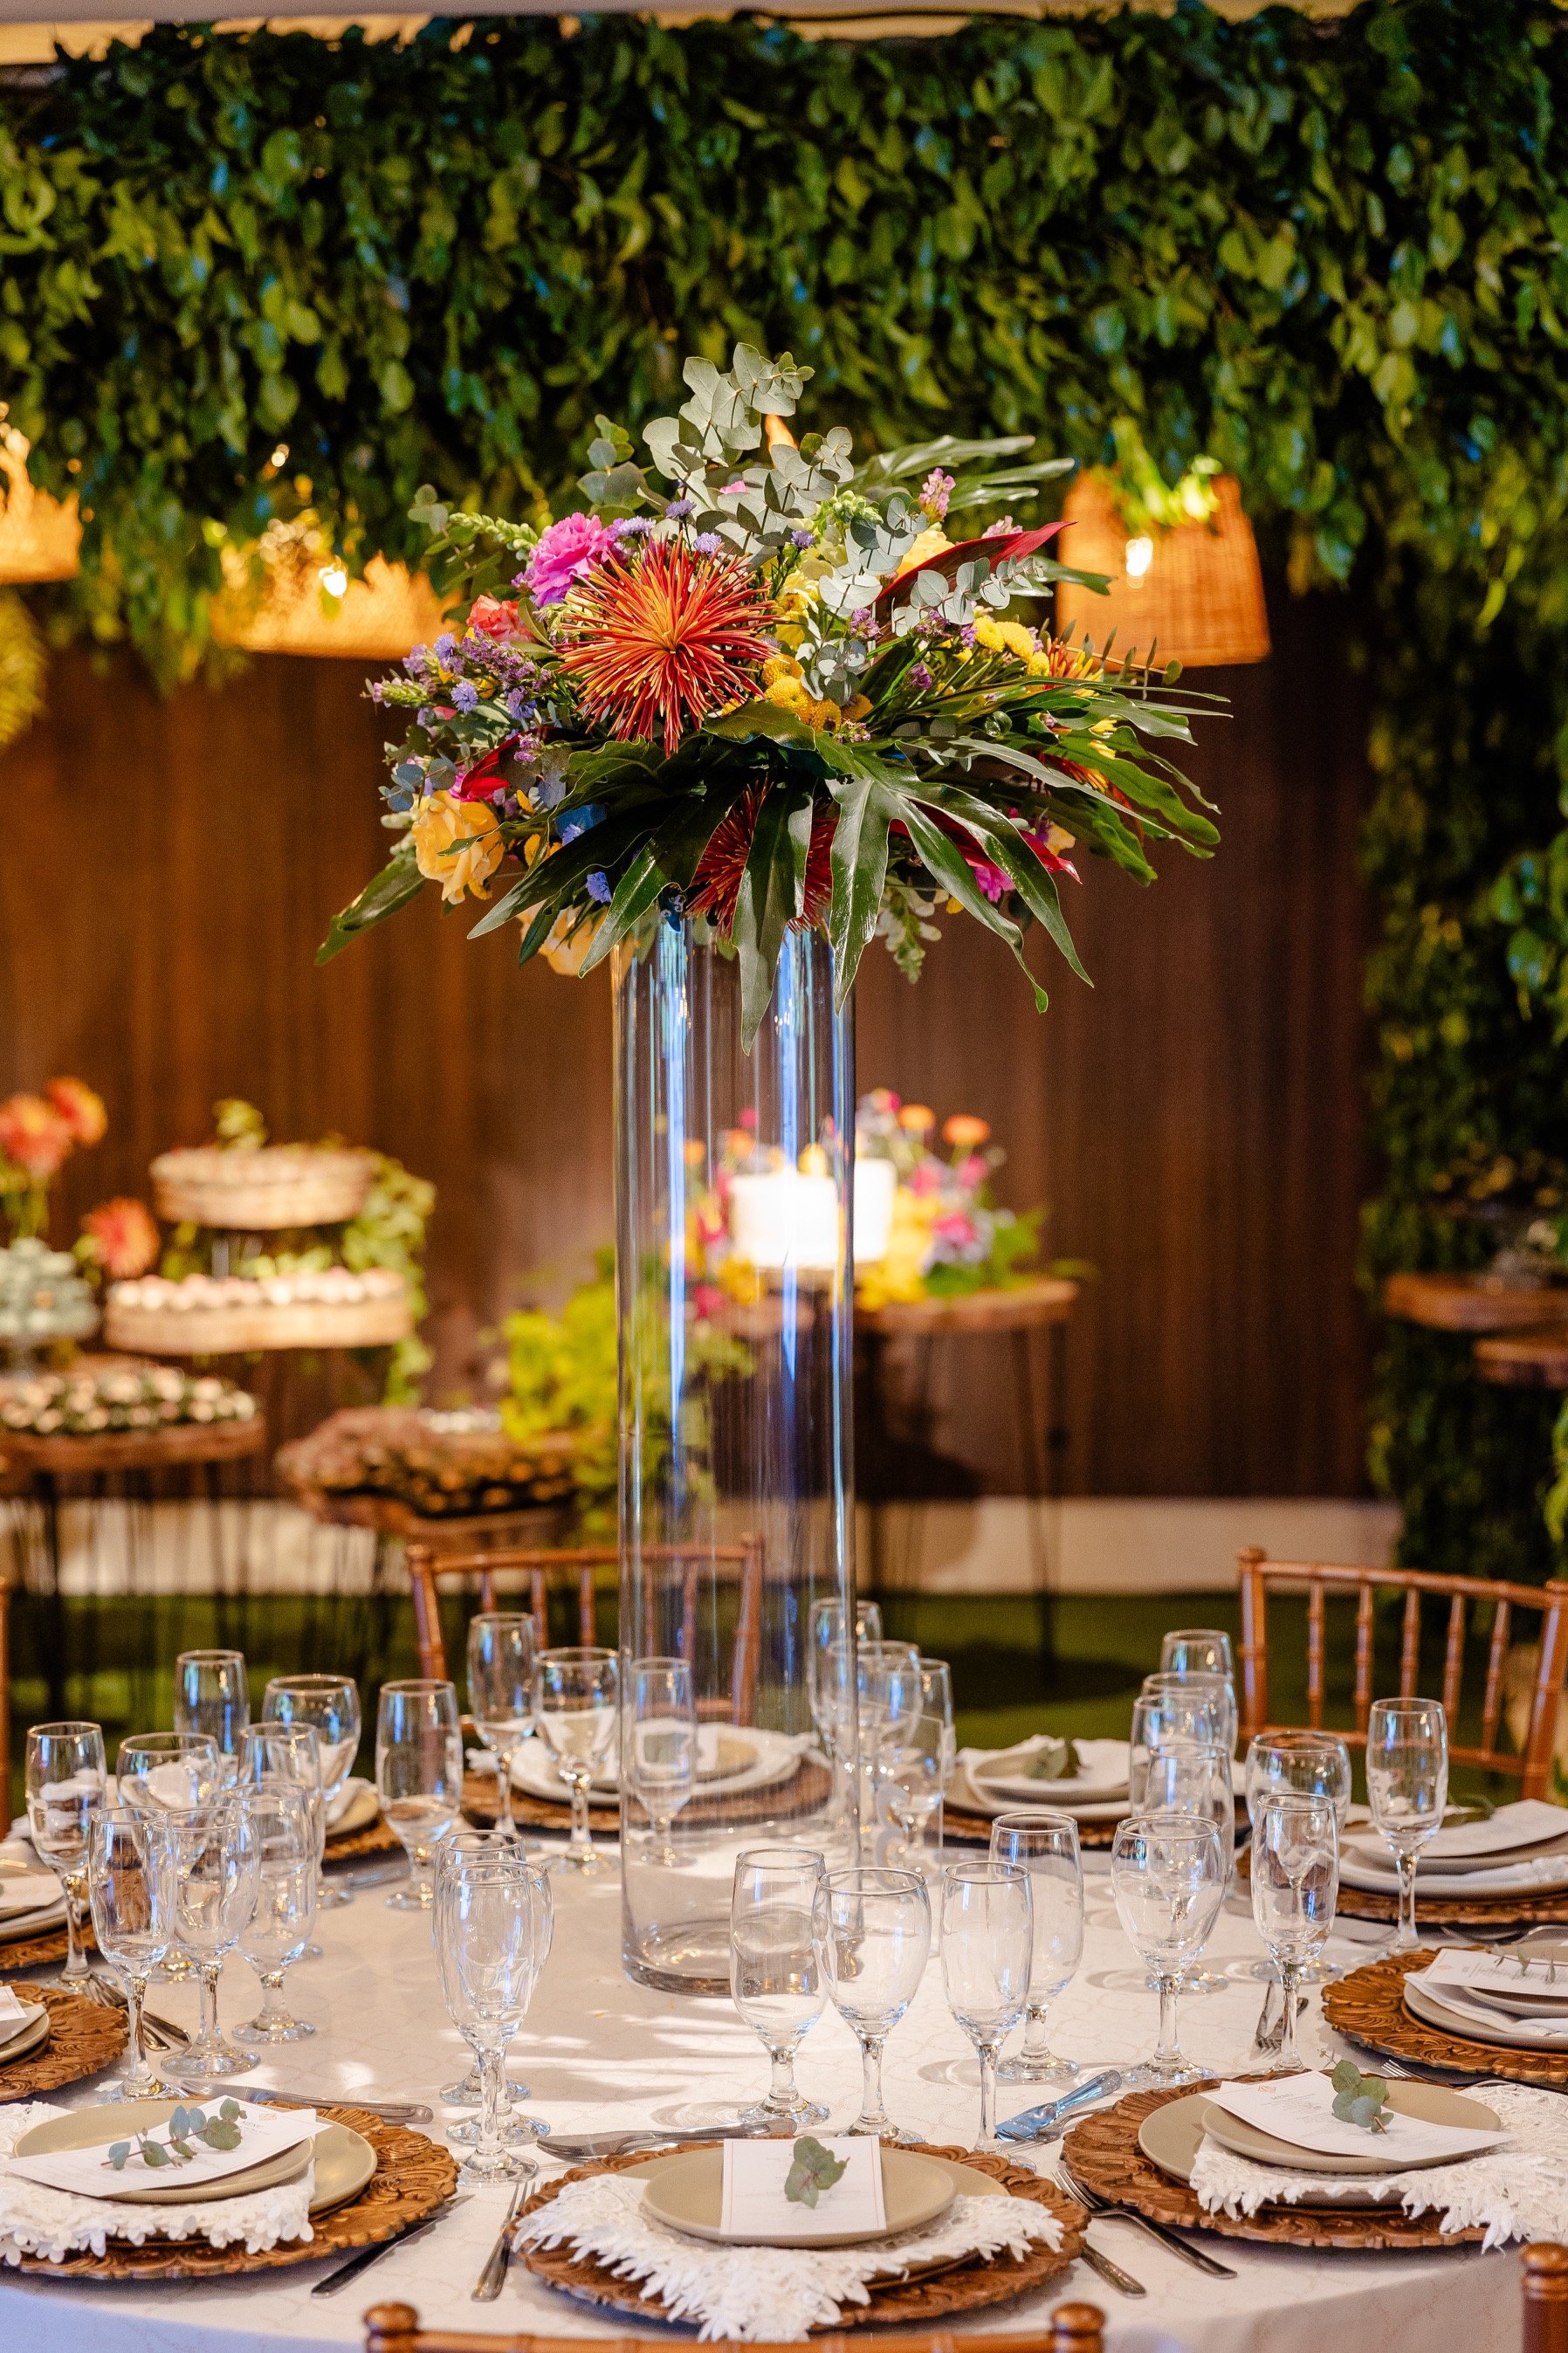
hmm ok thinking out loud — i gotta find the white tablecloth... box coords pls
[0,1846,1525,2352]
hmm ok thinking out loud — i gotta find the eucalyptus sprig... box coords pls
[106,2101,245,2172]
[1329,2061,1391,2135]
[784,2136,849,2208]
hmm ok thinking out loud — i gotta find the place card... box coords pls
[1206,2074,1509,2166]
[6,2101,317,2201]
[1425,1947,1568,2002]
[0,1986,34,2031]
[719,2136,886,2240]
[1346,1799,1568,1867]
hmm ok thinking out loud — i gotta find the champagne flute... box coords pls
[1140,1739,1234,1992]
[1251,1797,1338,2070]
[262,1674,361,1908]
[817,1864,931,2138]
[884,1713,952,1873]
[940,1861,1033,2152]
[858,1640,921,1861]
[990,1811,1084,2084]
[375,1679,464,1909]
[1366,1696,1448,1951]
[626,1656,698,1866]
[531,1648,618,1872]
[1159,1628,1235,1681]
[467,1613,534,1838]
[437,1828,543,2145]
[434,1846,553,2180]
[730,1846,828,2127]
[86,1806,172,2099]
[174,1649,250,1779]
[1129,1685,1229,1808]
[240,1720,325,1953]
[234,1785,320,2042]
[24,1721,106,1980]
[1110,1813,1225,2088]
[1243,1730,1351,1982]
[168,1790,261,2080]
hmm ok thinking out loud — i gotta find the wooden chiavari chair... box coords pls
[406,1538,767,1726]
[1237,1546,1568,1798]
[0,1566,10,1837]
[363,2303,1108,2353]
[1526,2244,1568,2353]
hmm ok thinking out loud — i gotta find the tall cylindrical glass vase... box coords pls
[615,919,857,1992]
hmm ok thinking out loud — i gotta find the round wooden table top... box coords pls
[856,1275,1080,1336]
[1381,1269,1568,1332]
[0,1411,266,1476]
[1475,1325,1568,1387]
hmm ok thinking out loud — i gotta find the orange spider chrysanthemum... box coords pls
[687,790,836,936]
[558,539,773,754]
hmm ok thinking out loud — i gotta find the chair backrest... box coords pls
[363,2302,1107,2353]
[1237,1547,1568,1798]
[0,1569,10,1839]
[1525,2244,1568,2353]
[406,1538,767,1726]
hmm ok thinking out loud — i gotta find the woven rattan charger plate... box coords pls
[0,1918,100,1977]
[944,1803,1120,1851]
[0,1986,126,2101]
[1323,1949,1568,2089]
[464,1756,836,1842]
[521,2140,1083,2328]
[3,2102,458,2282]
[1236,1843,1568,1930]
[1061,2080,1489,2252]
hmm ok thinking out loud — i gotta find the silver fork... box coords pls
[75,1972,189,2050]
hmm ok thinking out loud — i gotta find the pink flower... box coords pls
[967,857,1010,904]
[525,513,617,608]
[466,595,522,641]
[920,469,955,521]
[1022,828,1079,882]
[908,1163,943,1198]
[957,1153,989,1187]
[933,1211,978,1248]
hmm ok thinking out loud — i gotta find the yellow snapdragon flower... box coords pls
[409,791,505,904]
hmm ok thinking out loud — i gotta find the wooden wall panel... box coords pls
[0,577,1372,1496]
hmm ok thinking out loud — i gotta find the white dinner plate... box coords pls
[635,2145,980,2247]
[0,2006,51,2067]
[1198,2082,1502,2177]
[0,1898,66,1944]
[1338,1848,1568,1899]
[1405,1969,1568,2050]
[512,1725,808,1807]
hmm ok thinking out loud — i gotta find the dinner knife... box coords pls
[542,2124,790,2163]
[1060,2170,1237,2279]
[1076,2240,1145,2298]
[311,2193,472,2296]
[225,2084,435,2126]
[997,2069,1124,2142]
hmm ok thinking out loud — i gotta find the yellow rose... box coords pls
[539,907,606,977]
[894,525,952,578]
[409,792,505,905]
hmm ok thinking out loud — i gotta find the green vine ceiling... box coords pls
[3,0,1568,1573]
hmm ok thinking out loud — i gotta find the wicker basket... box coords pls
[1056,471,1270,671]
[151,1147,377,1230]
[105,1290,411,1356]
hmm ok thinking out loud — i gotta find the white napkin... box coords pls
[0,2101,315,2260]
[1412,1976,1568,2046]
[327,1776,370,1828]
[1346,1800,1568,1874]
[719,2138,885,2239]
[0,1871,61,1923]
[1206,2074,1509,2165]
[6,2100,317,2201]
[519,2172,1060,2341]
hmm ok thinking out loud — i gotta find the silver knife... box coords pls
[225,2084,435,2126]
[544,2124,788,2164]
[1076,2239,1145,2298]
[997,2069,1124,2141]
[311,2193,471,2295]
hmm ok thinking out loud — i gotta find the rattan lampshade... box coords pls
[1056,471,1269,670]
[0,426,81,584]
[210,526,450,658]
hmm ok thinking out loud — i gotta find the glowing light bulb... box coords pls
[1124,535,1154,581]
[269,444,290,470]
[319,562,348,599]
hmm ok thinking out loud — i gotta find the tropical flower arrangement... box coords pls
[0,1074,163,1284]
[324,345,1219,1042]
[852,1091,1066,1311]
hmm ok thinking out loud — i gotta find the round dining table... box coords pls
[0,1833,1523,2353]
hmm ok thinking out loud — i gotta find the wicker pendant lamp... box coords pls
[210,520,450,658]
[0,425,81,584]
[1055,471,1269,670]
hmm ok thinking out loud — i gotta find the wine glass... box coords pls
[1159,1628,1235,1681]
[531,1648,619,1872]
[1140,1740,1234,1992]
[817,1865,932,2139]
[375,1679,464,1909]
[434,1847,553,2180]
[730,1846,828,2127]
[1251,1798,1338,2070]
[1110,1813,1226,2088]
[1244,1731,1351,1983]
[86,1807,172,2099]
[1366,1696,1448,1950]
[167,1791,261,2080]
[990,1811,1083,2084]
[467,1614,535,1839]
[24,1721,106,1980]
[174,1649,250,1779]
[808,1600,878,1840]
[116,1732,223,1823]
[858,1640,922,1859]
[940,1861,1033,2152]
[626,1656,698,1866]
[240,1721,325,1953]
[234,1785,320,2043]
[262,1674,361,1909]
[1130,1683,1230,1807]
[436,1829,543,2146]
[884,1713,952,1872]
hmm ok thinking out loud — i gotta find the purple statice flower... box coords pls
[790,527,815,549]
[958,623,978,649]
[450,678,479,712]
[693,533,723,556]
[368,680,386,705]
[908,663,934,691]
[417,707,437,730]
[982,514,1018,540]
[666,497,696,520]
[586,870,613,905]
[435,632,457,661]
[612,516,656,540]
[919,469,955,521]
[505,689,538,724]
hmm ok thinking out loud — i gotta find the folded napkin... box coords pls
[1347,1800,1568,1868]
[517,2173,1061,2340]
[1424,1948,1568,2008]
[1412,1977,1568,2046]
[1191,2081,1567,2248]
[0,1871,62,1923]
[0,2102,316,2261]
[1205,2074,1509,2165]
[327,1775,372,1829]
[0,1989,33,2033]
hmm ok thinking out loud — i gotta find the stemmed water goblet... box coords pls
[116,1731,221,1979]
[175,1649,250,1780]
[240,1720,325,1952]
[990,1811,1084,2084]
[168,1790,261,2080]
[1366,1696,1448,1950]
[1159,1628,1235,1681]
[25,1720,106,1981]
[531,1648,619,1872]
[86,1806,172,2099]
[434,1845,554,2180]
[817,1864,932,2139]
[940,1861,1033,2153]
[1110,1813,1226,2088]
[1250,1797,1338,2070]
[1243,1730,1351,1981]
[730,1846,828,2128]
[1140,1739,1234,1992]
[884,1714,952,1873]
[235,1785,320,2043]
[375,1678,464,1908]
[1129,1683,1230,1808]
[262,1674,361,1907]
[467,1614,534,1839]
[626,1656,698,1867]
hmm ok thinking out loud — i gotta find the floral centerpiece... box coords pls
[324,343,1219,1039]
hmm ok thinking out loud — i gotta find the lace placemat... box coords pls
[517,2167,1063,2341]
[0,2101,314,2262]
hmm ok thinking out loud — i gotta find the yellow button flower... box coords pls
[409,791,505,904]
[973,614,1006,651]
[998,621,1037,661]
